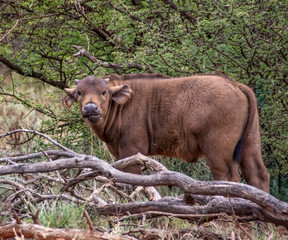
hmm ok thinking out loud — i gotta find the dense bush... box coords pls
[1,0,287,199]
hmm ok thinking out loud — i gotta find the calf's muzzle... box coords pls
[82,103,101,122]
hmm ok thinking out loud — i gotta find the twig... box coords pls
[108,1,144,22]
[130,186,144,201]
[0,19,20,42]
[73,2,112,42]
[30,209,42,225]
[83,210,94,231]
[85,34,90,52]
[0,55,68,89]
[0,13,61,42]
[72,45,143,70]
[13,212,22,224]
[229,197,253,240]
[0,150,74,163]
[40,148,53,162]
[40,148,66,184]
[0,129,75,153]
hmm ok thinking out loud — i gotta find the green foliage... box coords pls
[39,201,87,229]
[1,0,288,200]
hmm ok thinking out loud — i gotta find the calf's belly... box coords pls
[149,133,203,163]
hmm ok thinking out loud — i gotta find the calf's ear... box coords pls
[110,85,133,105]
[64,88,76,108]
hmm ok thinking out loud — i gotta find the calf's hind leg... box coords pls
[239,135,270,193]
[206,156,241,183]
[238,113,270,193]
[199,137,241,183]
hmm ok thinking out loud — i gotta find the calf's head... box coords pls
[64,76,133,123]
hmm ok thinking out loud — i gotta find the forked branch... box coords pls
[1,129,288,228]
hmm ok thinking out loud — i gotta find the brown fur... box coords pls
[104,73,170,81]
[65,73,270,192]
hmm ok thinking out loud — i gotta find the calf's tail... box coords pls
[233,84,257,163]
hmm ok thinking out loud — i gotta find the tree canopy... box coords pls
[0,0,287,199]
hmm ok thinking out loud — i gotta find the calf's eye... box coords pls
[77,91,81,96]
[102,90,107,96]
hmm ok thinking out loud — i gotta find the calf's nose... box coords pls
[83,103,99,114]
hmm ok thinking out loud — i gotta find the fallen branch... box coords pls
[0,223,136,240]
[1,129,288,229]
[123,227,225,240]
[0,150,72,163]
[0,129,74,153]
[1,151,288,227]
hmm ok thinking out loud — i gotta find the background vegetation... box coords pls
[0,0,287,238]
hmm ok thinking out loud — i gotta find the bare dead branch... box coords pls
[112,154,168,172]
[0,223,136,240]
[1,129,288,229]
[228,197,253,240]
[0,129,75,153]
[0,150,74,163]
[0,19,20,42]
[13,212,22,224]
[0,152,288,227]
[96,196,264,224]
[40,148,66,184]
[123,227,225,240]
[83,210,94,231]
[72,45,143,70]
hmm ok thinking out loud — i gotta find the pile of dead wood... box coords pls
[0,129,287,239]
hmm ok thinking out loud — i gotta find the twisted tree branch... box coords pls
[1,129,288,229]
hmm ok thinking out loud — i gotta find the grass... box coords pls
[39,202,88,229]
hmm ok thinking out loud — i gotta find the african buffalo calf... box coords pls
[65,73,270,193]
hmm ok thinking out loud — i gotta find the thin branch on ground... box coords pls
[0,129,75,153]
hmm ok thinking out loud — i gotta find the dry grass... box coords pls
[0,68,61,155]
